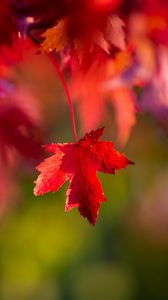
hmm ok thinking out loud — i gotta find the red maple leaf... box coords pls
[70,52,136,147]
[34,128,132,225]
[0,84,42,163]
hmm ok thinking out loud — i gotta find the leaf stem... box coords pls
[48,53,78,143]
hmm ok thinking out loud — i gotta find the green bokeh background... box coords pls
[0,52,168,300]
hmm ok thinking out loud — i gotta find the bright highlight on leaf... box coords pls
[34,128,132,225]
